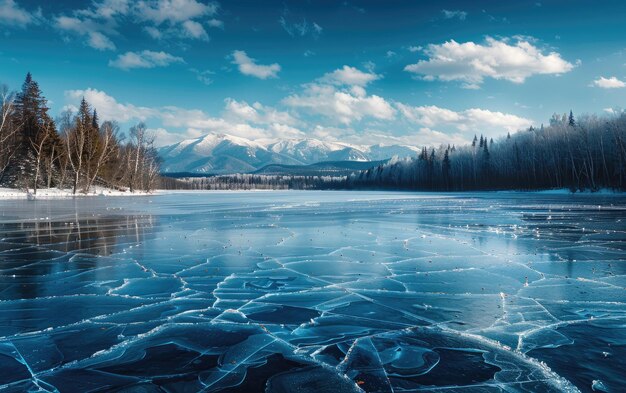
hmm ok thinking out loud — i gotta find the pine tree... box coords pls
[472,135,477,147]
[479,135,484,148]
[92,109,100,131]
[568,110,576,127]
[11,73,58,188]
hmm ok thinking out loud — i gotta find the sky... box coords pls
[1,0,626,147]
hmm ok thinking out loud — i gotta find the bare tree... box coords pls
[63,111,87,194]
[0,85,20,183]
[29,117,54,194]
[127,123,156,192]
[85,120,119,191]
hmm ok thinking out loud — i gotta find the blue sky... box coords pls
[1,0,626,146]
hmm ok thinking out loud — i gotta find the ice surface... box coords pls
[0,191,624,392]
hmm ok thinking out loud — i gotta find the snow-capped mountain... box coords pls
[158,133,419,174]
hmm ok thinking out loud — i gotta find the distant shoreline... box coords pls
[1,187,623,200]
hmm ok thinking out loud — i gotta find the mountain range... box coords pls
[158,133,419,174]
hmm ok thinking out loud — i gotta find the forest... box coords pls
[0,73,160,194]
[346,111,626,192]
[162,173,346,190]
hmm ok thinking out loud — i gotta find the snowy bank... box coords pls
[0,187,157,200]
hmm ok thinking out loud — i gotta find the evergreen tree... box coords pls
[568,110,576,127]
[92,109,100,130]
[11,73,58,187]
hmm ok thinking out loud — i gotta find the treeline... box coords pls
[0,73,160,194]
[166,174,345,190]
[165,111,626,193]
[347,111,626,192]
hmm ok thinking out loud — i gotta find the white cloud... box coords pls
[77,0,130,20]
[396,103,533,135]
[182,20,208,40]
[319,65,381,87]
[55,15,117,51]
[135,0,217,25]
[405,37,574,87]
[87,31,116,50]
[0,0,38,26]
[232,50,281,79]
[307,125,467,148]
[207,18,223,28]
[151,127,205,146]
[54,0,218,50]
[223,98,300,127]
[144,26,162,39]
[134,0,217,41]
[397,104,461,127]
[283,83,395,125]
[109,50,184,70]
[63,89,274,143]
[591,76,626,89]
[64,88,155,123]
[358,128,467,147]
[441,9,467,20]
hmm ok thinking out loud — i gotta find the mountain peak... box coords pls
[158,132,418,174]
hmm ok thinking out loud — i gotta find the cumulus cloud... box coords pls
[223,98,300,127]
[64,88,156,122]
[396,103,533,134]
[283,83,395,125]
[0,0,40,27]
[319,65,381,87]
[232,50,281,79]
[441,9,467,20]
[404,37,574,88]
[109,50,184,70]
[63,89,304,145]
[591,76,626,89]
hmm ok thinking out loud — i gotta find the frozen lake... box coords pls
[0,191,625,392]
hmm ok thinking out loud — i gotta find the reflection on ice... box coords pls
[0,191,624,392]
